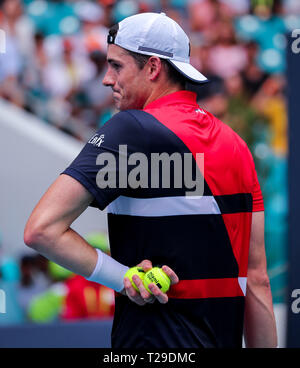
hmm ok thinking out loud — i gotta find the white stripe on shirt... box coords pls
[107,195,221,217]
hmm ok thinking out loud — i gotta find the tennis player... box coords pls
[24,12,277,348]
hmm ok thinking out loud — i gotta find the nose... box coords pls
[102,67,115,87]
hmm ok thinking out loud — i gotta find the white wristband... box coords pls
[87,248,129,292]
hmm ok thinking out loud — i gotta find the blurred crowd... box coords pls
[0,0,299,143]
[0,0,297,324]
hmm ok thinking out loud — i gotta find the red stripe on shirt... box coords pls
[168,278,245,299]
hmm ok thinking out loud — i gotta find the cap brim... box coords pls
[169,60,209,84]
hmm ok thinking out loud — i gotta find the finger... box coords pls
[161,265,179,285]
[130,295,147,306]
[123,277,137,298]
[148,283,168,304]
[124,277,146,306]
[132,274,153,301]
[124,277,143,301]
[129,294,147,306]
[137,259,153,272]
[146,296,156,304]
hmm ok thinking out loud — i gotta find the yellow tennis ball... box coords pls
[124,266,146,292]
[144,267,171,294]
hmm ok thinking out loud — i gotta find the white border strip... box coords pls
[107,195,221,217]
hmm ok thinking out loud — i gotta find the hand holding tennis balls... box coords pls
[123,260,179,306]
[124,266,171,294]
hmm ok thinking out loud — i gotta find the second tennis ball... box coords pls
[124,266,146,292]
[144,267,171,293]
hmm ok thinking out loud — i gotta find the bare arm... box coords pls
[24,174,98,278]
[243,211,278,348]
[24,174,178,302]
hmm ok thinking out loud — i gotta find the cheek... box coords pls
[118,78,131,96]
[119,70,146,106]
[123,79,137,99]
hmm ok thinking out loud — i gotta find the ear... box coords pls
[147,56,162,81]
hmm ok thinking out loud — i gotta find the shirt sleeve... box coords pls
[248,149,264,212]
[61,111,147,210]
[252,172,264,212]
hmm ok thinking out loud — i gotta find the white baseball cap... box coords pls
[107,12,209,84]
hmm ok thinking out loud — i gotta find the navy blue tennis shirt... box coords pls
[62,91,264,348]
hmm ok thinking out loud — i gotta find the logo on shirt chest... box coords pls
[88,134,105,147]
[195,108,206,115]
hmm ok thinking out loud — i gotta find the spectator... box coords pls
[22,31,50,117]
[241,41,269,98]
[208,18,248,79]
[234,0,300,74]
[188,44,224,101]
[0,0,34,107]
[222,72,269,149]
[251,74,287,156]
[219,0,250,16]
[74,0,108,54]
[188,0,218,34]
[17,254,51,319]
[98,0,117,28]
[70,49,114,128]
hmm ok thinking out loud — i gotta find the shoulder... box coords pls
[209,114,256,170]
[103,110,142,128]
[216,114,250,151]
[99,110,148,136]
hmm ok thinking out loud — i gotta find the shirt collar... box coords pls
[144,90,198,110]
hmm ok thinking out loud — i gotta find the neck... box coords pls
[143,84,182,109]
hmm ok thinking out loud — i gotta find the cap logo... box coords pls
[107,23,119,45]
[107,34,115,44]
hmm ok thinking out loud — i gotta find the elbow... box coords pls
[247,268,271,290]
[24,224,42,250]
[24,226,37,249]
[24,222,52,251]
